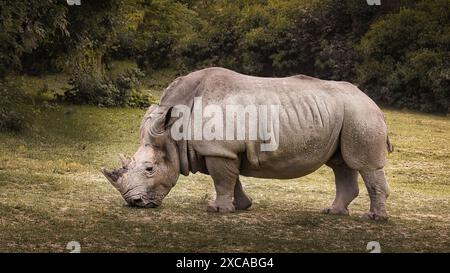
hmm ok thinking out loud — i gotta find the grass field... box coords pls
[0,105,449,252]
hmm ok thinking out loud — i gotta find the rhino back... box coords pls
[161,67,379,178]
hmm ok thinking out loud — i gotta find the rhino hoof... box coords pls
[363,212,389,221]
[207,201,235,213]
[322,207,349,216]
[233,197,252,210]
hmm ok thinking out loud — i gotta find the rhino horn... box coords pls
[101,167,124,189]
[118,153,133,169]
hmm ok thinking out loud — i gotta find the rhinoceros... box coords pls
[102,67,393,220]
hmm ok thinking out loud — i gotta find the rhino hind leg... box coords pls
[360,168,390,221]
[340,102,388,171]
[324,154,359,216]
[205,157,240,213]
[233,179,252,210]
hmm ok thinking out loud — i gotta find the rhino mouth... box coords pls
[124,192,165,208]
[127,199,159,208]
[125,197,160,208]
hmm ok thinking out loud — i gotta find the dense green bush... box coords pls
[0,81,34,132]
[61,68,154,107]
[114,68,156,108]
[358,0,450,113]
[62,70,118,106]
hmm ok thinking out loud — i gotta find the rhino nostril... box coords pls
[130,197,144,207]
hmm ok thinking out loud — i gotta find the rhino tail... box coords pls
[387,135,394,153]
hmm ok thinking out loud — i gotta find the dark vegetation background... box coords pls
[0,0,449,253]
[0,0,449,132]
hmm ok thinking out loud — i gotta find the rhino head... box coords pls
[101,105,180,208]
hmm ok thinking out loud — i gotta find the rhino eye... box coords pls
[145,167,154,173]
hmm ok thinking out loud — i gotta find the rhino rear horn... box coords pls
[118,154,133,169]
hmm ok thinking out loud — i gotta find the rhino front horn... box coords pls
[101,167,122,189]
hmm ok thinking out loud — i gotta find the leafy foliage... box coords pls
[60,67,154,108]
[358,0,450,112]
[129,0,200,70]
[0,0,448,113]
[0,0,67,77]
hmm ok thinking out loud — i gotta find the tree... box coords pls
[358,0,450,112]
[0,0,68,77]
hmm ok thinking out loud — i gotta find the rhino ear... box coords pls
[148,106,175,137]
[140,104,159,131]
[145,104,159,118]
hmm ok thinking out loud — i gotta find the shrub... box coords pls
[61,67,155,107]
[0,81,34,132]
[62,70,119,107]
[113,68,156,108]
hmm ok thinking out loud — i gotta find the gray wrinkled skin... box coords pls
[102,67,393,220]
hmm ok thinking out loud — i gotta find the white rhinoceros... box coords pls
[102,67,393,220]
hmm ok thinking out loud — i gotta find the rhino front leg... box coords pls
[323,161,359,216]
[205,157,240,213]
[233,179,252,210]
[360,168,390,221]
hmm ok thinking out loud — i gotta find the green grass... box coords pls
[6,74,71,102]
[0,106,449,252]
